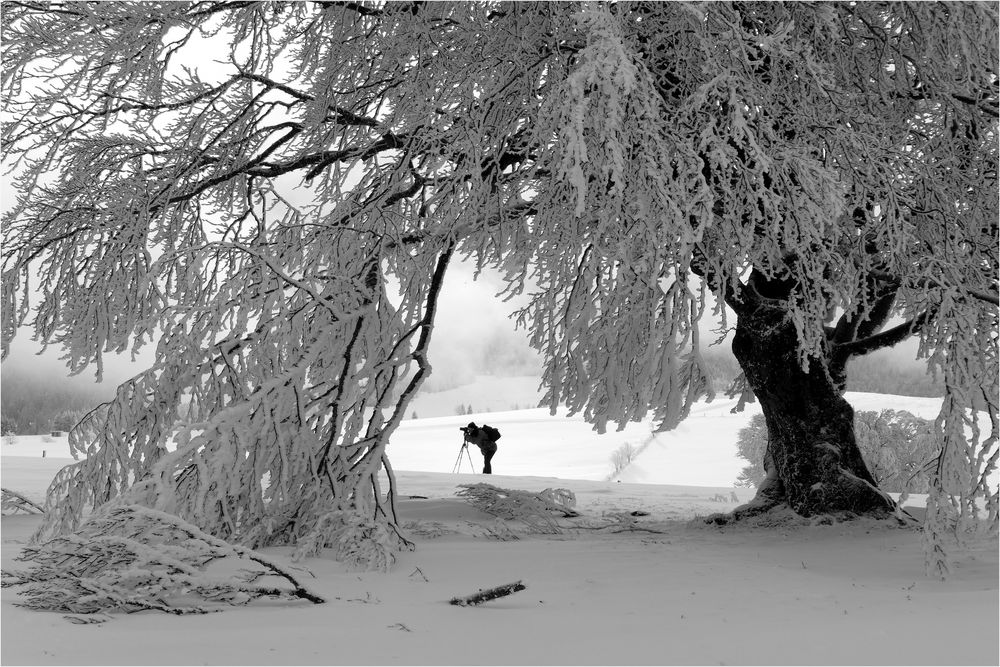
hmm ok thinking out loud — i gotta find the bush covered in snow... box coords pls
[609,442,637,476]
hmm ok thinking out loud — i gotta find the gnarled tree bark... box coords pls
[729,302,895,521]
[708,269,897,523]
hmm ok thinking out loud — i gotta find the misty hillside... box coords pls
[0,260,942,434]
[406,346,943,420]
[1,329,943,433]
[406,375,544,419]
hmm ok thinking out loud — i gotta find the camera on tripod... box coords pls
[453,427,476,473]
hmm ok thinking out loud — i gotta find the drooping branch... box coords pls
[359,241,456,463]
[237,71,383,128]
[866,270,999,308]
[2,488,44,514]
[830,276,899,346]
[690,240,746,314]
[834,308,939,359]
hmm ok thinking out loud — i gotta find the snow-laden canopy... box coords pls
[2,2,996,572]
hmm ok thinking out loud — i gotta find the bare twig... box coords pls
[1,488,44,514]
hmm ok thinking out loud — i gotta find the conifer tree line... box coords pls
[2,1,996,574]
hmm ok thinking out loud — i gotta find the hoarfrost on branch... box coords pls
[2,2,996,574]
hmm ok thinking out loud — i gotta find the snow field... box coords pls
[1,389,997,665]
[4,388,978,489]
[2,487,997,665]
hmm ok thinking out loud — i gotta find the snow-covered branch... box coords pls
[8,505,325,616]
[2,0,995,578]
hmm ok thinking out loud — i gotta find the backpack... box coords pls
[481,424,501,441]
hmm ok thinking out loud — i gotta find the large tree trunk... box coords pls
[725,298,896,521]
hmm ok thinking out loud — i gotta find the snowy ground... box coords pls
[2,389,998,665]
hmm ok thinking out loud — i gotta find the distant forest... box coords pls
[1,347,943,435]
[0,369,114,435]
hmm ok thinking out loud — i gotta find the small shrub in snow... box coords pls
[609,442,637,477]
[2,505,324,616]
[456,483,578,534]
[733,416,769,488]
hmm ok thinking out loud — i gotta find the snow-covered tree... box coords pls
[496,2,997,574]
[1,414,19,438]
[3,2,997,576]
[2,1,548,567]
[609,441,637,477]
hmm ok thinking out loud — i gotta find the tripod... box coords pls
[452,439,476,474]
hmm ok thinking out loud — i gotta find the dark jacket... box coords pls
[465,425,498,456]
[463,422,498,474]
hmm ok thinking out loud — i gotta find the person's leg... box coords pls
[483,451,493,474]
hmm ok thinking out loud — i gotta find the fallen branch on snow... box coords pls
[449,580,526,606]
[6,504,325,616]
[456,483,578,534]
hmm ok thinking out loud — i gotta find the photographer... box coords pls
[459,421,500,474]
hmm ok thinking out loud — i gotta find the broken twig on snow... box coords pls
[449,580,526,606]
[1,488,44,514]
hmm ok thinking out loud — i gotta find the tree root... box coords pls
[703,501,913,529]
[704,499,792,527]
[705,473,785,525]
[704,465,905,527]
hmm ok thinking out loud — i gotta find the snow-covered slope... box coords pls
[0,390,962,489]
[2,390,997,666]
[615,391,950,486]
[392,390,969,488]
